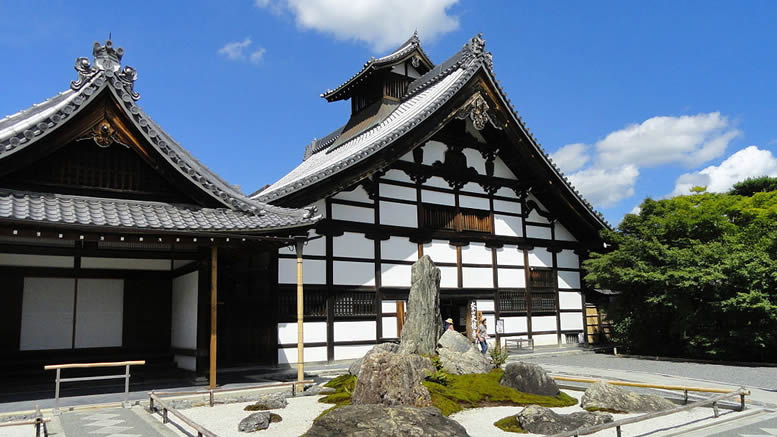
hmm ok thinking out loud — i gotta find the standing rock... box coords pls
[348,342,400,377]
[305,405,471,437]
[351,351,434,407]
[500,362,560,396]
[581,381,675,413]
[516,405,612,434]
[244,391,288,410]
[238,412,282,432]
[398,256,442,356]
[437,329,475,353]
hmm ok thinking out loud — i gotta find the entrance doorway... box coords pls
[440,296,478,340]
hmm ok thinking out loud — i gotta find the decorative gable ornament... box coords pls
[456,93,501,131]
[71,40,139,101]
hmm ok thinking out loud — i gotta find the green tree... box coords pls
[729,176,777,196]
[583,188,777,362]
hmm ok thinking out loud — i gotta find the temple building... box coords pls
[254,33,609,365]
[0,34,608,379]
[0,41,317,379]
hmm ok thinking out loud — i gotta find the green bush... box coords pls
[490,342,509,368]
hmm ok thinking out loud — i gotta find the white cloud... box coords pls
[550,143,589,173]
[553,112,742,211]
[255,0,460,51]
[218,38,266,64]
[596,113,740,168]
[669,146,777,196]
[567,165,639,208]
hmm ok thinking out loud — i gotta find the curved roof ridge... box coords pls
[321,32,435,102]
[0,40,317,224]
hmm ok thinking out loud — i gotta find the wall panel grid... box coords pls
[332,232,374,259]
[331,204,374,223]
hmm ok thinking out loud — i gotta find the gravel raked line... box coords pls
[518,354,775,390]
[153,395,330,437]
[451,390,731,437]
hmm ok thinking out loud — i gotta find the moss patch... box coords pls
[316,375,357,421]
[422,369,578,416]
[494,415,527,433]
[314,370,577,420]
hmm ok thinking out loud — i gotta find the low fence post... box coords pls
[124,364,131,407]
[54,368,61,415]
[740,393,746,411]
[209,390,214,407]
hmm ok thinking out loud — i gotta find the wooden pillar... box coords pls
[209,246,218,389]
[295,236,306,391]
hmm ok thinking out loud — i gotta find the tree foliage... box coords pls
[583,186,777,362]
[729,176,777,196]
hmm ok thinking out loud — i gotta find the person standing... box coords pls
[476,318,489,354]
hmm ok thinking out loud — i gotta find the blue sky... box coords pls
[1,1,776,225]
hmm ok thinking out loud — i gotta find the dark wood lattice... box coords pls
[530,291,557,312]
[333,292,375,317]
[421,204,492,233]
[278,292,327,318]
[499,290,527,312]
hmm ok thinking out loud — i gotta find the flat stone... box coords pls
[500,362,560,396]
[516,405,613,434]
[351,351,434,407]
[581,381,675,413]
[244,391,288,410]
[238,411,282,432]
[305,405,471,437]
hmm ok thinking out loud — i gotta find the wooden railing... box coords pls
[552,375,745,405]
[0,405,50,437]
[149,393,218,437]
[44,360,145,414]
[547,387,749,437]
[148,380,315,437]
[150,380,314,408]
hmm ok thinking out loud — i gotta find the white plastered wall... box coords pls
[279,258,326,284]
[20,277,76,351]
[331,204,374,223]
[379,201,417,227]
[74,279,124,348]
[333,261,375,286]
[333,232,373,259]
[171,271,198,371]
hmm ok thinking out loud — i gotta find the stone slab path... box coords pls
[60,408,171,437]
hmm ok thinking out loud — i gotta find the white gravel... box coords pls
[155,395,330,437]
[450,390,734,437]
[152,389,735,437]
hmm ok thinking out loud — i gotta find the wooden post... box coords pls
[295,236,306,393]
[209,246,218,389]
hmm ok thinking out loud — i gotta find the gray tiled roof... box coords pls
[321,32,434,102]
[0,40,319,232]
[256,34,610,230]
[0,190,310,232]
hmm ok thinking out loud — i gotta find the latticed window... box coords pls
[530,292,557,312]
[421,204,492,233]
[499,290,527,312]
[279,292,327,318]
[334,292,375,317]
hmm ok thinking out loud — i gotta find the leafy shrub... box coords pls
[489,342,509,368]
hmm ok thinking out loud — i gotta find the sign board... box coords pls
[496,318,504,334]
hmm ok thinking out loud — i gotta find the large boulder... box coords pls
[581,381,675,413]
[244,391,288,410]
[398,256,442,356]
[436,331,492,374]
[348,342,400,377]
[516,405,612,435]
[351,351,434,407]
[500,362,560,396]
[305,405,471,437]
[238,412,281,432]
[437,329,474,353]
